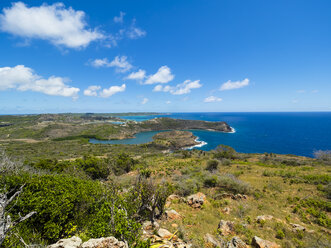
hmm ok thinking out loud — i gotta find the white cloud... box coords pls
[170,80,202,95]
[0,2,104,48]
[100,84,126,98]
[0,65,79,98]
[126,19,146,39]
[166,101,171,104]
[84,85,100,96]
[312,90,319,93]
[126,69,146,80]
[297,89,306,93]
[145,66,174,85]
[90,56,132,72]
[204,96,222,102]
[153,80,202,95]
[141,98,149,104]
[220,78,249,91]
[114,11,125,23]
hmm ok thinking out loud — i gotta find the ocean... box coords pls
[92,112,331,157]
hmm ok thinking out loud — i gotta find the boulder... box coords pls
[48,236,82,248]
[290,223,306,232]
[142,220,160,234]
[218,220,235,236]
[165,194,181,207]
[187,192,206,208]
[165,209,182,220]
[81,237,128,248]
[252,236,280,248]
[204,233,222,247]
[226,237,247,248]
[158,228,174,239]
[256,215,273,223]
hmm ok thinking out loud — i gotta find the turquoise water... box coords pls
[91,112,331,157]
[89,131,162,145]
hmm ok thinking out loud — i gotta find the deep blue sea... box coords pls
[91,112,331,157]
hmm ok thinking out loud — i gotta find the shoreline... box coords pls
[185,137,208,150]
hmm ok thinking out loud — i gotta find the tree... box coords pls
[0,185,36,246]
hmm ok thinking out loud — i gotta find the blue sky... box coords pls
[0,0,330,114]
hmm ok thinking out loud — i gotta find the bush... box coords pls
[276,230,285,239]
[213,145,237,160]
[111,152,136,176]
[204,175,218,188]
[205,160,219,172]
[1,173,103,243]
[217,174,251,194]
[314,150,331,164]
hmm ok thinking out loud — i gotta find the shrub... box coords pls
[111,152,136,176]
[276,230,285,239]
[213,145,237,160]
[205,160,219,172]
[204,175,218,188]
[314,150,331,164]
[217,174,251,194]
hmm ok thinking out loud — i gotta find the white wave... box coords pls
[229,127,236,133]
[185,137,207,150]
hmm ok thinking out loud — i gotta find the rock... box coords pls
[81,237,128,248]
[158,228,174,239]
[218,220,235,236]
[256,215,273,223]
[165,209,182,220]
[290,223,306,232]
[222,207,231,215]
[204,233,222,247]
[166,194,181,207]
[251,236,280,248]
[232,194,248,200]
[226,237,248,248]
[187,192,206,208]
[142,220,160,234]
[48,236,82,248]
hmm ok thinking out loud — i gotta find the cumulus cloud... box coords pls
[114,11,125,23]
[90,56,132,72]
[126,69,146,80]
[141,98,149,104]
[100,84,126,98]
[145,66,174,85]
[153,80,202,95]
[83,85,100,96]
[204,96,222,103]
[220,78,249,91]
[0,65,79,98]
[170,80,202,95]
[0,2,104,48]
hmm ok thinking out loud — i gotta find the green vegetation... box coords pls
[0,114,330,248]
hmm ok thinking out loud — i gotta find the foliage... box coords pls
[213,145,237,160]
[205,160,219,172]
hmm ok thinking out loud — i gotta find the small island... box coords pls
[152,130,200,149]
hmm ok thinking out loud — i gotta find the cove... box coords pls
[89,131,163,145]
